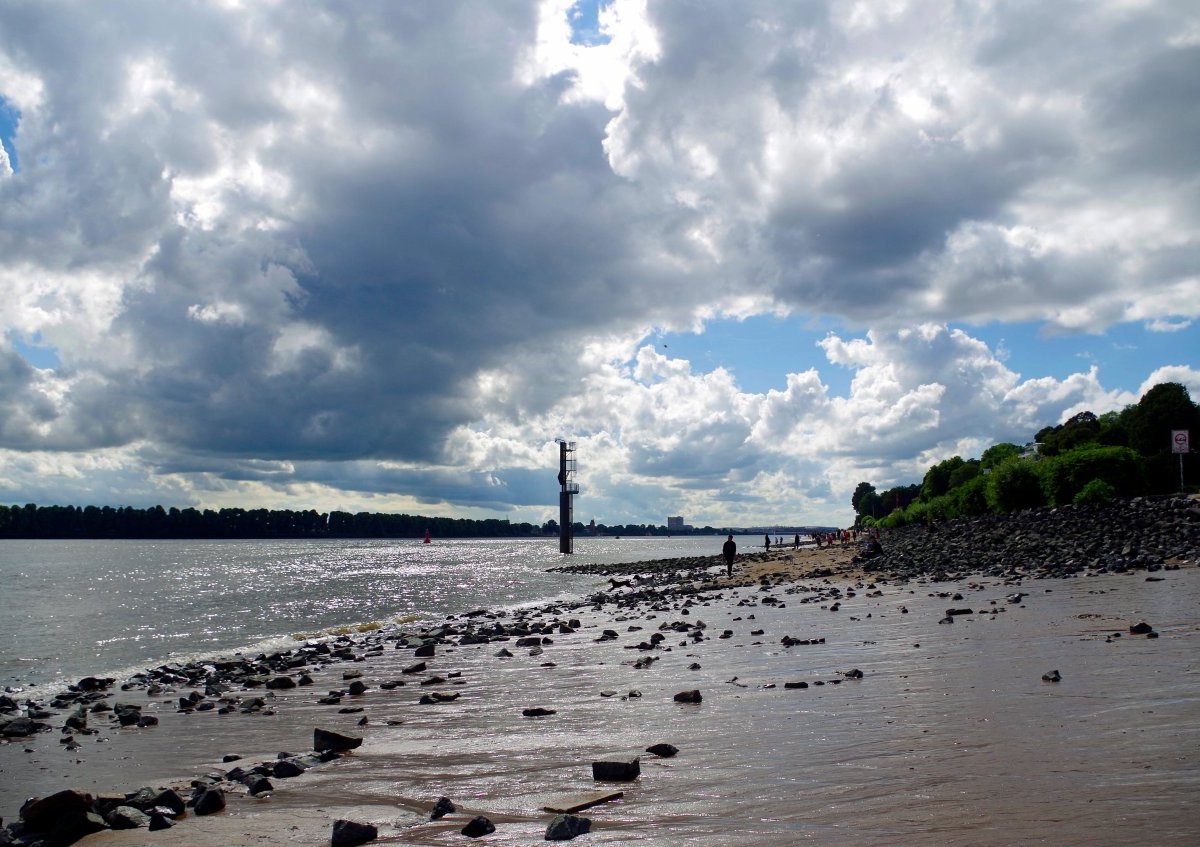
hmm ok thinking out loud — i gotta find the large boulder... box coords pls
[20,790,107,843]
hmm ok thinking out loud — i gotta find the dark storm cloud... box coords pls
[0,1,1196,524]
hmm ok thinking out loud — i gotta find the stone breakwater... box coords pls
[861,495,1200,581]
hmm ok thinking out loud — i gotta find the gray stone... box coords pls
[430,796,456,820]
[314,727,363,752]
[332,818,378,846]
[592,758,640,781]
[105,805,150,829]
[461,815,495,837]
[545,813,592,841]
[192,786,226,815]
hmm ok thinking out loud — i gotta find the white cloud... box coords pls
[0,1,1196,526]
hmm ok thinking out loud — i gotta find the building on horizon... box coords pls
[667,516,684,531]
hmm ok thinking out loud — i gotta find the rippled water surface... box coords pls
[1,541,1196,845]
[0,536,737,689]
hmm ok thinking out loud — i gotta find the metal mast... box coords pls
[556,439,578,553]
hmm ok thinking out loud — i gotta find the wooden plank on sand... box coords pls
[541,790,624,814]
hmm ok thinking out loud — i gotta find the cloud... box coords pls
[0,1,1196,526]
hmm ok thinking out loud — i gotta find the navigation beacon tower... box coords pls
[556,439,578,554]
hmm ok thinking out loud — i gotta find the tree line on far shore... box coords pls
[0,504,732,541]
[853,382,1200,528]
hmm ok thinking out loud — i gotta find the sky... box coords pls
[0,0,1197,530]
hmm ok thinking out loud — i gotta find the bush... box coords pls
[1073,478,1116,506]
[1040,446,1145,506]
[952,475,991,516]
[987,459,1046,512]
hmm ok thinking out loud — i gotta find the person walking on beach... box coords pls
[764,533,771,551]
[723,534,737,577]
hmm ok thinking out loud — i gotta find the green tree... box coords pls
[1074,478,1116,506]
[851,482,882,518]
[986,459,1046,512]
[947,460,981,490]
[921,457,965,501]
[1126,382,1200,492]
[1037,411,1101,456]
[1039,445,1145,506]
[980,442,1020,469]
[1127,382,1199,456]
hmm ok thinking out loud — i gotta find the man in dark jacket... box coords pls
[722,534,737,578]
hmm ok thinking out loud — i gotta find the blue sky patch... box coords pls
[656,315,853,396]
[12,333,61,370]
[569,0,611,46]
[655,316,1197,402]
[0,96,19,172]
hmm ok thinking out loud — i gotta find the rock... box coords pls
[148,811,176,831]
[125,787,185,816]
[523,707,557,717]
[592,758,640,781]
[1,716,46,737]
[65,706,88,730]
[76,676,115,691]
[105,805,150,829]
[1129,621,1153,634]
[1042,670,1062,682]
[545,813,592,841]
[348,680,368,695]
[332,818,378,846]
[266,676,297,689]
[402,661,427,674]
[243,773,274,795]
[430,796,456,820]
[945,608,974,616]
[461,815,496,837]
[274,758,309,778]
[192,786,226,815]
[314,727,363,752]
[645,743,678,757]
[20,789,97,832]
[673,689,702,703]
[844,668,864,679]
[784,681,809,689]
[414,642,436,658]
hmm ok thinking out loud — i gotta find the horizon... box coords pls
[0,1,1197,529]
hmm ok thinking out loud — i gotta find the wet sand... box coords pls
[3,545,1198,846]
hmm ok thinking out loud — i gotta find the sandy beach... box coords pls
[3,538,1199,846]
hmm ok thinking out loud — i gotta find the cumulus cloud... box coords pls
[0,1,1196,526]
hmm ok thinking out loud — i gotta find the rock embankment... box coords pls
[863,495,1200,581]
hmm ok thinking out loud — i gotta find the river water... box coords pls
[1,540,1197,845]
[0,535,738,692]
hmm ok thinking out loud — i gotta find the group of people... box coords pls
[721,528,884,578]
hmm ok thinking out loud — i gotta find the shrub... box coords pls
[953,475,991,516]
[987,459,1046,512]
[1040,446,1145,506]
[1073,478,1116,506]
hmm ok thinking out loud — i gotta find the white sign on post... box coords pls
[1171,430,1189,454]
